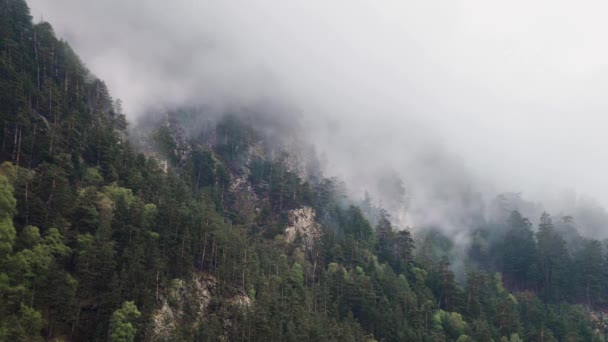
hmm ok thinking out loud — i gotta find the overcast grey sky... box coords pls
[28,0,608,221]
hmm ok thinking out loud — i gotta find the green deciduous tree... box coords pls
[109,301,141,342]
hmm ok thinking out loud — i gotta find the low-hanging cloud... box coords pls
[28,0,608,237]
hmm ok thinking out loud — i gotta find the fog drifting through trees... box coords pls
[28,1,608,240]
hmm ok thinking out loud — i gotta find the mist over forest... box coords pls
[27,0,608,238]
[1,0,608,341]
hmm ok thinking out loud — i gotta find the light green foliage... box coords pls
[103,183,135,207]
[290,262,304,285]
[20,225,41,247]
[167,279,185,306]
[412,266,427,284]
[434,310,468,339]
[0,304,44,341]
[109,301,141,342]
[76,233,94,256]
[83,167,104,185]
[328,262,340,273]
[0,162,17,182]
[14,304,44,341]
[18,304,44,333]
[0,176,16,257]
[42,228,71,256]
[508,333,523,342]
[142,203,157,228]
[495,273,506,294]
[446,312,468,336]
[432,310,445,331]
[9,227,71,292]
[146,231,160,239]
[0,4,604,340]
[0,217,16,257]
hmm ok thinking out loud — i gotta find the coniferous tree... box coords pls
[0,2,605,340]
[536,212,572,302]
[500,210,537,290]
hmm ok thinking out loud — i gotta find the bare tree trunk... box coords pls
[200,233,207,272]
[16,126,22,163]
[587,280,591,308]
[29,123,37,169]
[24,181,29,225]
[242,246,247,289]
[156,269,160,301]
[12,124,18,161]
[49,87,55,154]
[34,30,39,89]
[2,124,6,153]
[48,126,54,154]
[181,226,187,261]
[71,301,81,339]
[46,305,53,340]
[541,327,544,342]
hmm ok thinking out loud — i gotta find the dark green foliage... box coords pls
[573,239,604,307]
[0,2,606,341]
[500,211,537,290]
[536,212,572,303]
[375,210,415,273]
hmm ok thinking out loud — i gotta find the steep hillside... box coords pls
[0,1,607,342]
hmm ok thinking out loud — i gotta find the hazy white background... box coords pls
[28,0,608,216]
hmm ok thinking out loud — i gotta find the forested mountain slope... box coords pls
[0,1,607,341]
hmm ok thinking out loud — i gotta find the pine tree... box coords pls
[536,212,571,302]
[501,210,536,290]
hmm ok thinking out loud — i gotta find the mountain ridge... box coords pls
[0,1,607,341]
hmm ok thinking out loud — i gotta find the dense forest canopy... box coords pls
[1,1,608,341]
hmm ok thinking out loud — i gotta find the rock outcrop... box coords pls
[284,207,322,249]
[149,273,250,341]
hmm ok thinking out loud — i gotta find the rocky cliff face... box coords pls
[284,206,322,248]
[149,273,250,341]
[284,206,323,283]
